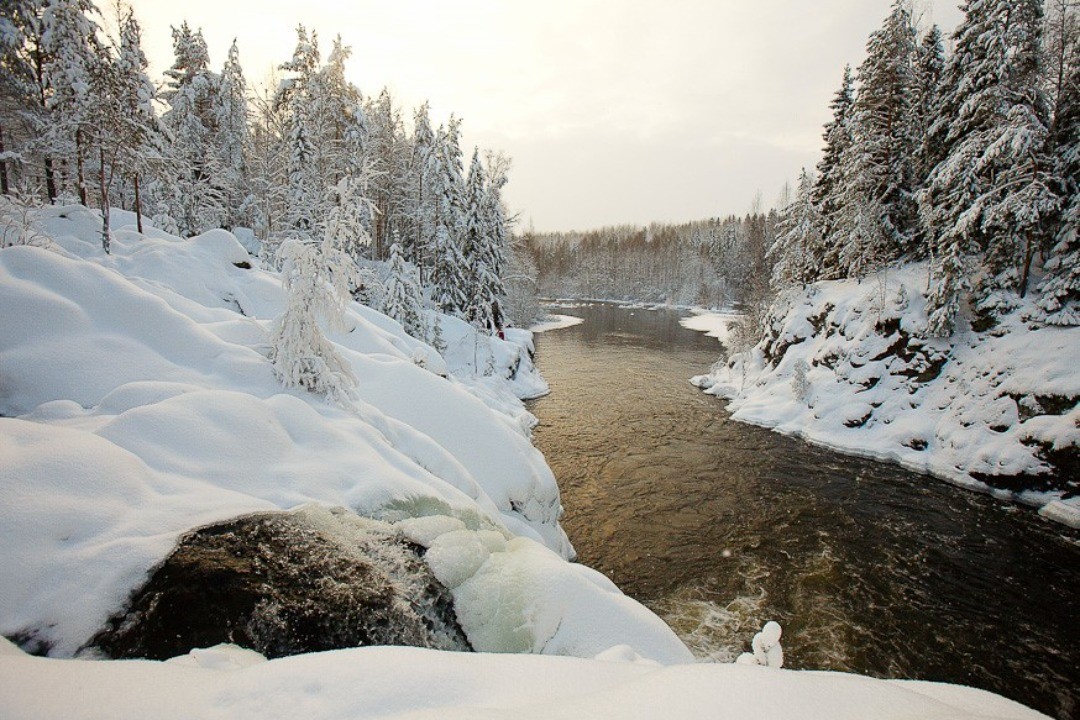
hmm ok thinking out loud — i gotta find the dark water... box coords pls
[528,302,1080,720]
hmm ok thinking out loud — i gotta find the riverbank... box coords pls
[0,211,1059,719]
[687,264,1080,529]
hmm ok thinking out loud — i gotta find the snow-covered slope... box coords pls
[0,205,686,662]
[0,638,1049,720]
[692,264,1080,527]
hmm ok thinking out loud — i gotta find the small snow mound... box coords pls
[166,644,268,671]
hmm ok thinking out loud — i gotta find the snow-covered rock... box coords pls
[692,264,1080,526]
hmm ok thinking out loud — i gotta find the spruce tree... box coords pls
[1036,49,1079,325]
[769,168,821,290]
[159,22,223,235]
[919,0,1059,334]
[383,236,426,339]
[811,65,854,279]
[213,39,250,230]
[835,0,919,277]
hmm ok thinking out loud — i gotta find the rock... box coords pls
[87,507,471,659]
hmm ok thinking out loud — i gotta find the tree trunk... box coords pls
[76,129,88,206]
[0,124,9,195]
[44,157,57,202]
[99,146,110,254]
[1019,233,1035,299]
[134,173,143,234]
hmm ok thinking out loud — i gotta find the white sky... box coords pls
[123,0,965,232]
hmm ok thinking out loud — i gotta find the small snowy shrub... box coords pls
[791,359,810,404]
[269,233,360,405]
[0,194,50,248]
[736,620,783,668]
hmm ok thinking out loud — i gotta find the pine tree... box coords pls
[276,26,322,234]
[462,148,491,329]
[269,193,361,405]
[919,0,1060,334]
[913,25,946,187]
[159,21,223,235]
[0,0,46,197]
[811,65,855,279]
[383,236,427,339]
[110,7,161,234]
[769,168,821,290]
[1036,47,1079,325]
[213,39,250,229]
[430,117,468,315]
[834,0,919,277]
[406,102,437,279]
[40,0,100,206]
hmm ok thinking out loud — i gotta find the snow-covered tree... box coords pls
[213,38,250,229]
[404,102,438,279]
[769,168,821,290]
[109,7,161,234]
[812,65,855,279]
[430,116,468,315]
[1036,46,1079,325]
[159,21,223,235]
[913,25,946,185]
[919,0,1060,334]
[383,237,426,339]
[276,25,321,234]
[269,211,361,405]
[833,0,919,277]
[40,0,100,205]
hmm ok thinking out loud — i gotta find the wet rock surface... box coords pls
[88,507,471,659]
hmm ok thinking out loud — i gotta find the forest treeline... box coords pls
[0,1,534,349]
[530,0,1078,341]
[523,212,773,309]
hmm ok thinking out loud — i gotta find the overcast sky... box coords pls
[124,0,965,232]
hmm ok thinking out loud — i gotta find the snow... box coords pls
[0,205,643,658]
[0,638,1050,720]
[679,309,741,344]
[690,264,1080,527]
[530,313,585,332]
[0,207,1053,717]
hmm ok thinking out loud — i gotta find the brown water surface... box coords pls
[528,302,1080,720]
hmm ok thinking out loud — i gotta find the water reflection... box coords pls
[529,302,1080,720]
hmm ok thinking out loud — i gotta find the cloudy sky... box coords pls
[125,0,965,232]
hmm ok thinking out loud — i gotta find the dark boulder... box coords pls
[87,507,471,659]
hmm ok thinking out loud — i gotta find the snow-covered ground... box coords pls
[680,309,742,345]
[689,264,1080,528]
[530,313,585,333]
[0,212,1052,718]
[0,205,686,662]
[0,638,1049,720]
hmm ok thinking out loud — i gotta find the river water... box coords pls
[527,302,1080,720]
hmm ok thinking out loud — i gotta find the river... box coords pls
[527,302,1080,720]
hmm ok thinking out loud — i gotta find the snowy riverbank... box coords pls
[689,264,1080,528]
[0,212,1052,718]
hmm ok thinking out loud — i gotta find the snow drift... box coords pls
[0,205,688,663]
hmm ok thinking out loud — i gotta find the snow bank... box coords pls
[0,639,1049,720]
[0,206,693,662]
[530,313,585,332]
[679,309,741,344]
[692,264,1080,526]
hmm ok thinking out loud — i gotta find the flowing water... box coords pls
[527,302,1080,720]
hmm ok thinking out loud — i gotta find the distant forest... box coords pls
[531,0,1078,341]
